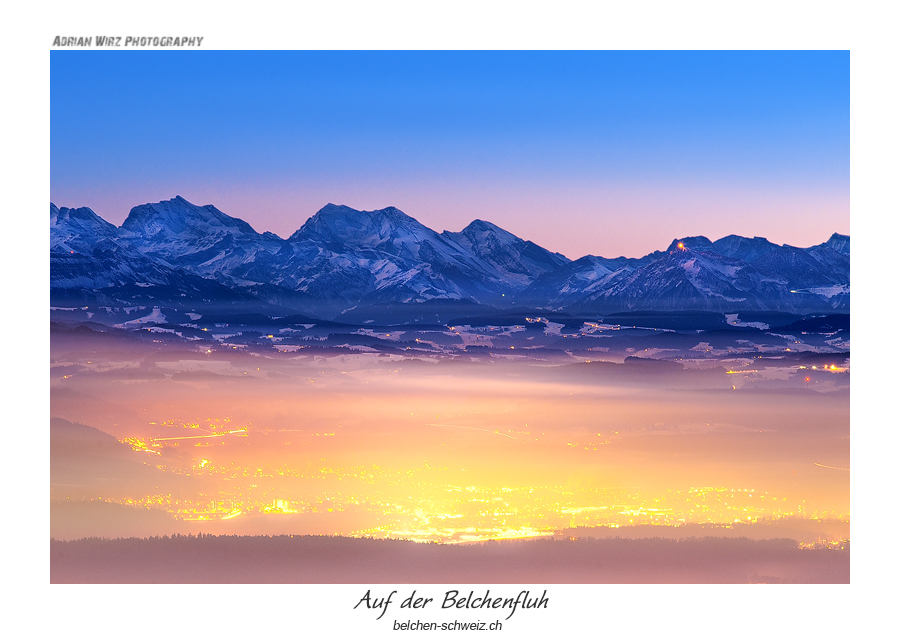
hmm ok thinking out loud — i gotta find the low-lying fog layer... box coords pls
[50,321,849,544]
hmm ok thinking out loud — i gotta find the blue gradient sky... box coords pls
[51,50,849,258]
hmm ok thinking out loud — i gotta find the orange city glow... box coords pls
[50,342,849,544]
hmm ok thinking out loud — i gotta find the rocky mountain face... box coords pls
[50,197,849,319]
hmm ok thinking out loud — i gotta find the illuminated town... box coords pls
[106,413,847,545]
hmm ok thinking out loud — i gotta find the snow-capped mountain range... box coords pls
[51,196,849,320]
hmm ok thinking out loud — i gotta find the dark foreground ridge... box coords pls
[50,534,849,584]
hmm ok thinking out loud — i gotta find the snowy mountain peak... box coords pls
[374,205,412,219]
[315,202,358,215]
[122,196,259,240]
[443,218,570,284]
[51,203,116,230]
[822,233,850,255]
[51,203,119,252]
[710,235,779,261]
[462,218,504,232]
[290,203,430,245]
[454,219,520,244]
[665,236,713,252]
